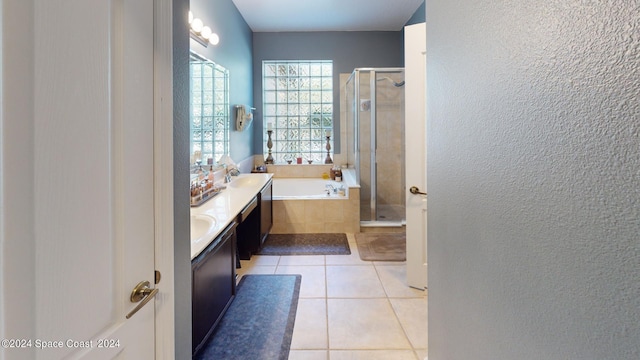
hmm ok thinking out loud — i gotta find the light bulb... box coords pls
[209,33,220,45]
[201,26,212,40]
[191,18,203,33]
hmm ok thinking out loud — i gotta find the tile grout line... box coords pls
[259,234,424,359]
[374,261,422,359]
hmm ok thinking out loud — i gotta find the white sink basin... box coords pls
[190,214,217,243]
[229,175,260,188]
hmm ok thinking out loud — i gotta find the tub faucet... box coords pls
[325,184,336,195]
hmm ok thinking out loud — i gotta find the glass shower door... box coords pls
[348,68,405,224]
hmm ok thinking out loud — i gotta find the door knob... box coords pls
[409,186,427,196]
[125,280,159,319]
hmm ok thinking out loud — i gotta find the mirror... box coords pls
[190,52,230,169]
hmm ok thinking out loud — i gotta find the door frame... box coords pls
[404,22,428,290]
[153,0,176,357]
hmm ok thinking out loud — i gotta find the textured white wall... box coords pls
[426,1,639,359]
[1,1,37,358]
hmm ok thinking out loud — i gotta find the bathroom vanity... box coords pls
[190,173,273,356]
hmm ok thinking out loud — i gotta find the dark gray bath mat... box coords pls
[355,232,406,261]
[194,274,301,360]
[256,233,351,255]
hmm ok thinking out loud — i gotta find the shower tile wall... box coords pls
[375,73,405,219]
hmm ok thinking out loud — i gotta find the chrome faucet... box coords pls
[224,164,240,183]
[325,184,336,195]
[223,165,232,183]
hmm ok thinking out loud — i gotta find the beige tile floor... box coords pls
[236,233,428,360]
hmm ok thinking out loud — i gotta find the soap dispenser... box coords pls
[208,166,214,182]
[335,166,342,182]
[197,166,205,181]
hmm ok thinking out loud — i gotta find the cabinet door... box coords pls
[260,179,273,245]
[192,222,237,355]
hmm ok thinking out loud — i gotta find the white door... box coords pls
[405,23,428,289]
[8,0,156,358]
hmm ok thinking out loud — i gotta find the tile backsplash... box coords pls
[266,164,333,178]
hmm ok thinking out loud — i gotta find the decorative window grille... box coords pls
[263,60,333,164]
[190,56,229,164]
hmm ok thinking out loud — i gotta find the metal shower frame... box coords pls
[346,67,405,224]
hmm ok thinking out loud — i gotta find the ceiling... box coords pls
[231,0,424,32]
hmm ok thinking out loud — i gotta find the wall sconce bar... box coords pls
[189,11,219,47]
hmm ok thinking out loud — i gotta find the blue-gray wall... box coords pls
[173,0,191,358]
[405,0,425,26]
[175,1,251,355]
[251,31,404,155]
[190,0,254,162]
[427,0,640,359]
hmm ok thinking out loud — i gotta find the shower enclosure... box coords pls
[345,68,406,225]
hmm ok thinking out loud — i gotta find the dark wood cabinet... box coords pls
[192,221,237,356]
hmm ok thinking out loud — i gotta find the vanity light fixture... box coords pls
[188,11,219,47]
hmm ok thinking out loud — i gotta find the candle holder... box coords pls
[265,130,274,164]
[325,135,333,164]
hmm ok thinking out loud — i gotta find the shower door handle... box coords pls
[409,186,427,196]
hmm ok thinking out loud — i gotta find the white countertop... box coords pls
[190,173,273,260]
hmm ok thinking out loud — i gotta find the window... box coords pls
[263,60,333,164]
[190,54,229,165]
